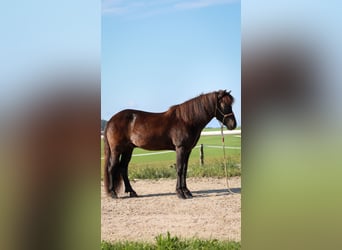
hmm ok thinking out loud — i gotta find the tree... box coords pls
[101,119,107,132]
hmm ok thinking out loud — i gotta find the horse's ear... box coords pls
[218,89,229,99]
[228,90,231,94]
[217,90,225,99]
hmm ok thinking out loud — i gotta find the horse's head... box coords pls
[215,90,237,130]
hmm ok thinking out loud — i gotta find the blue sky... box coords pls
[101,0,241,127]
[0,0,100,116]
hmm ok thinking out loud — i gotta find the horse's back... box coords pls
[108,109,165,127]
[107,109,177,150]
[106,109,173,150]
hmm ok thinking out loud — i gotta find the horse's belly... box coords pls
[131,135,174,151]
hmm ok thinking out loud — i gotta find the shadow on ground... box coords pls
[120,187,241,199]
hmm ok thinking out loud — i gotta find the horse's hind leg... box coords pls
[120,148,138,197]
[108,151,120,198]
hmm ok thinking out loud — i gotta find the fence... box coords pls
[100,130,241,164]
[100,129,241,139]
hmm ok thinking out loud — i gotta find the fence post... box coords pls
[200,144,204,166]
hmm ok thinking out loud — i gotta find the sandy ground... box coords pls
[101,177,241,243]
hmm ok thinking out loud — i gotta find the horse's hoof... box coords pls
[110,191,118,199]
[184,190,193,199]
[129,191,138,197]
[176,190,186,199]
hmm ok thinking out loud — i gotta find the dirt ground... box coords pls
[101,177,241,243]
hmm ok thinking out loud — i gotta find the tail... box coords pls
[103,125,111,195]
[103,123,123,196]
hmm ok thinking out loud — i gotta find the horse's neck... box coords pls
[200,112,215,129]
[194,98,216,129]
[169,93,217,128]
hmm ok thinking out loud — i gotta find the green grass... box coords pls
[101,232,241,250]
[101,130,241,179]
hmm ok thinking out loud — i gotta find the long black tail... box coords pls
[103,124,123,196]
[103,125,111,195]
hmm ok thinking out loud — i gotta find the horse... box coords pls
[103,90,237,199]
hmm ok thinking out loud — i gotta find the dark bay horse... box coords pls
[103,90,237,199]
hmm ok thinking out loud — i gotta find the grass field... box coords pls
[100,129,241,179]
[101,232,241,250]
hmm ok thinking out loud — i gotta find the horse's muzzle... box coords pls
[226,118,237,130]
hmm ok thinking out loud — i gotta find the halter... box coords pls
[215,100,234,125]
[215,91,236,194]
[215,100,235,194]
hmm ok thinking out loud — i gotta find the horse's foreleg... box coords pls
[176,147,185,199]
[176,147,192,199]
[120,149,138,198]
[182,152,192,198]
[176,167,186,199]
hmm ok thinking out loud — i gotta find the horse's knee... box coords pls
[176,166,183,176]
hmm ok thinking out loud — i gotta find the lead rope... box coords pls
[220,122,235,194]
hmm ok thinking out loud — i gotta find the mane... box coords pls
[167,91,217,125]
